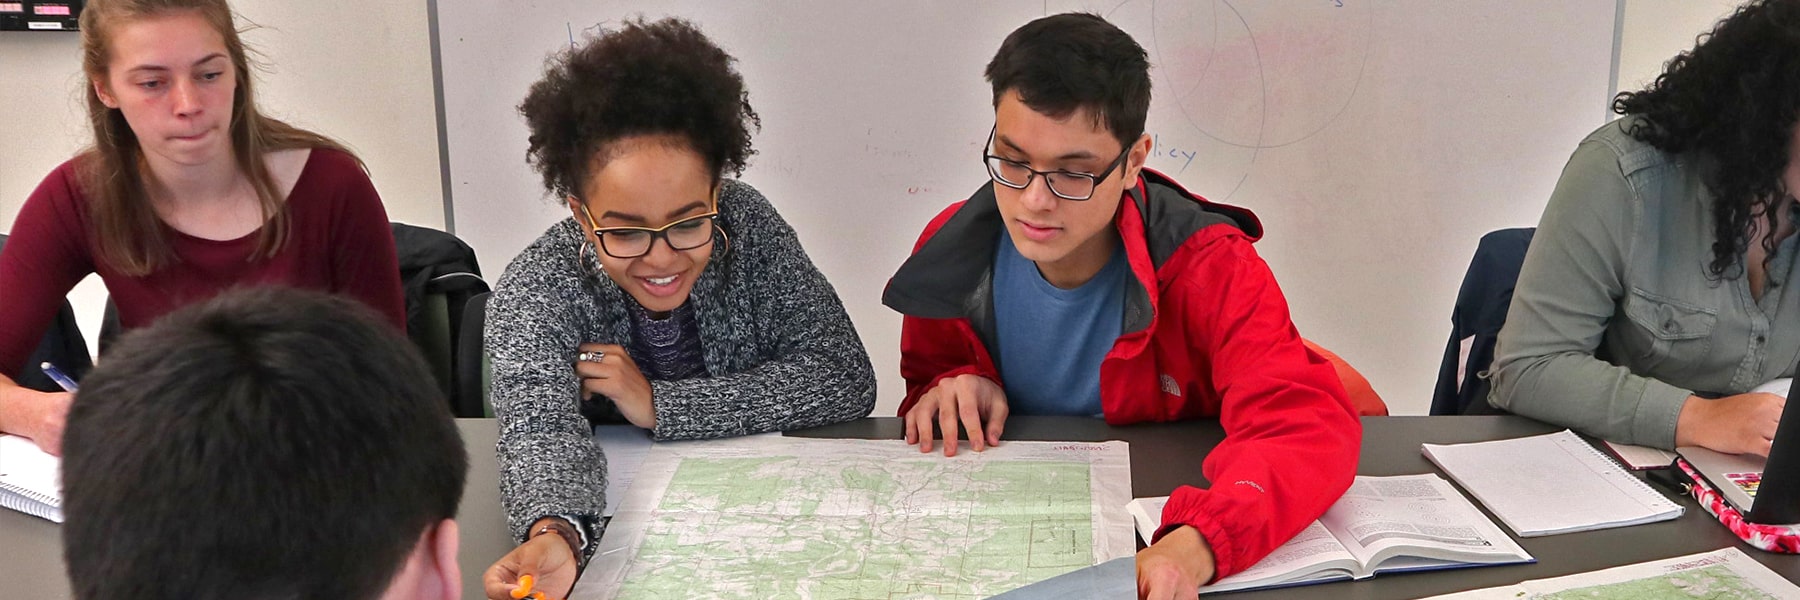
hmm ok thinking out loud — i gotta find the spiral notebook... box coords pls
[0,434,62,523]
[1422,430,1681,537]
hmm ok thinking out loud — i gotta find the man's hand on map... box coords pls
[483,523,579,600]
[575,343,657,430]
[1136,525,1215,600]
[905,373,1009,457]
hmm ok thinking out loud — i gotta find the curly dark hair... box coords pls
[1613,0,1800,278]
[519,17,759,199]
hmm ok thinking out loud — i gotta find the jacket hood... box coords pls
[884,168,1259,323]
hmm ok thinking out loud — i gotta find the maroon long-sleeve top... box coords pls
[0,148,406,379]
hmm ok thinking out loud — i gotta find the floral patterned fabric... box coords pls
[1677,458,1800,553]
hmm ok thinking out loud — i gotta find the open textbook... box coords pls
[0,434,61,522]
[1425,547,1799,599]
[1127,474,1532,594]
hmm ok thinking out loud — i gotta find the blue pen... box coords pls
[39,362,78,393]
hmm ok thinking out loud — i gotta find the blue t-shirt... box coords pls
[991,231,1127,417]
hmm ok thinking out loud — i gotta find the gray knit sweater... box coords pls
[486,180,877,554]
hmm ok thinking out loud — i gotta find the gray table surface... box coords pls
[788,415,1800,599]
[8,416,1798,599]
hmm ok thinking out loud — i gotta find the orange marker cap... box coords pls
[509,574,535,599]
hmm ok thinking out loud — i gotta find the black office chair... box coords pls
[456,291,492,418]
[0,233,94,391]
[1432,228,1535,415]
[393,223,490,417]
[99,298,121,355]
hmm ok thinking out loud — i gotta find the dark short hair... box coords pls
[520,16,760,199]
[985,12,1152,149]
[61,287,468,600]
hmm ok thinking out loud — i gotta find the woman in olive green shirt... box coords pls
[1489,0,1799,456]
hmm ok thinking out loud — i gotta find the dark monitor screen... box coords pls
[0,1,83,32]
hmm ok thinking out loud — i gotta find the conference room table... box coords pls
[5,415,1799,599]
[794,416,1800,598]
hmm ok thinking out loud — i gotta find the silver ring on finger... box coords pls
[578,350,607,363]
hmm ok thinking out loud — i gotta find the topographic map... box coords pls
[575,436,1134,600]
[1430,548,1799,600]
[1537,564,1778,600]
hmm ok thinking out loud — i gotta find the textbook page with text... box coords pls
[1129,474,1532,594]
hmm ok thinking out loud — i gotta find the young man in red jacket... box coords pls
[883,12,1361,598]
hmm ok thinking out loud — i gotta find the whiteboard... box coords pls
[438,0,1618,416]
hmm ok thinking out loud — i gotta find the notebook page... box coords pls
[1422,430,1681,537]
[0,434,61,521]
[0,434,59,501]
[1752,378,1791,397]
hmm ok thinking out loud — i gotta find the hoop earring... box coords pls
[713,225,732,260]
[574,234,605,281]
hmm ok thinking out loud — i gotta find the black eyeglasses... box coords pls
[576,203,724,259]
[982,126,1130,201]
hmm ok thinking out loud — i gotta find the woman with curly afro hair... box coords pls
[1491,0,1800,457]
[480,17,875,598]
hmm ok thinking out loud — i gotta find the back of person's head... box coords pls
[1612,0,1800,278]
[61,287,468,600]
[76,0,356,276]
[519,16,760,199]
[985,12,1152,148]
